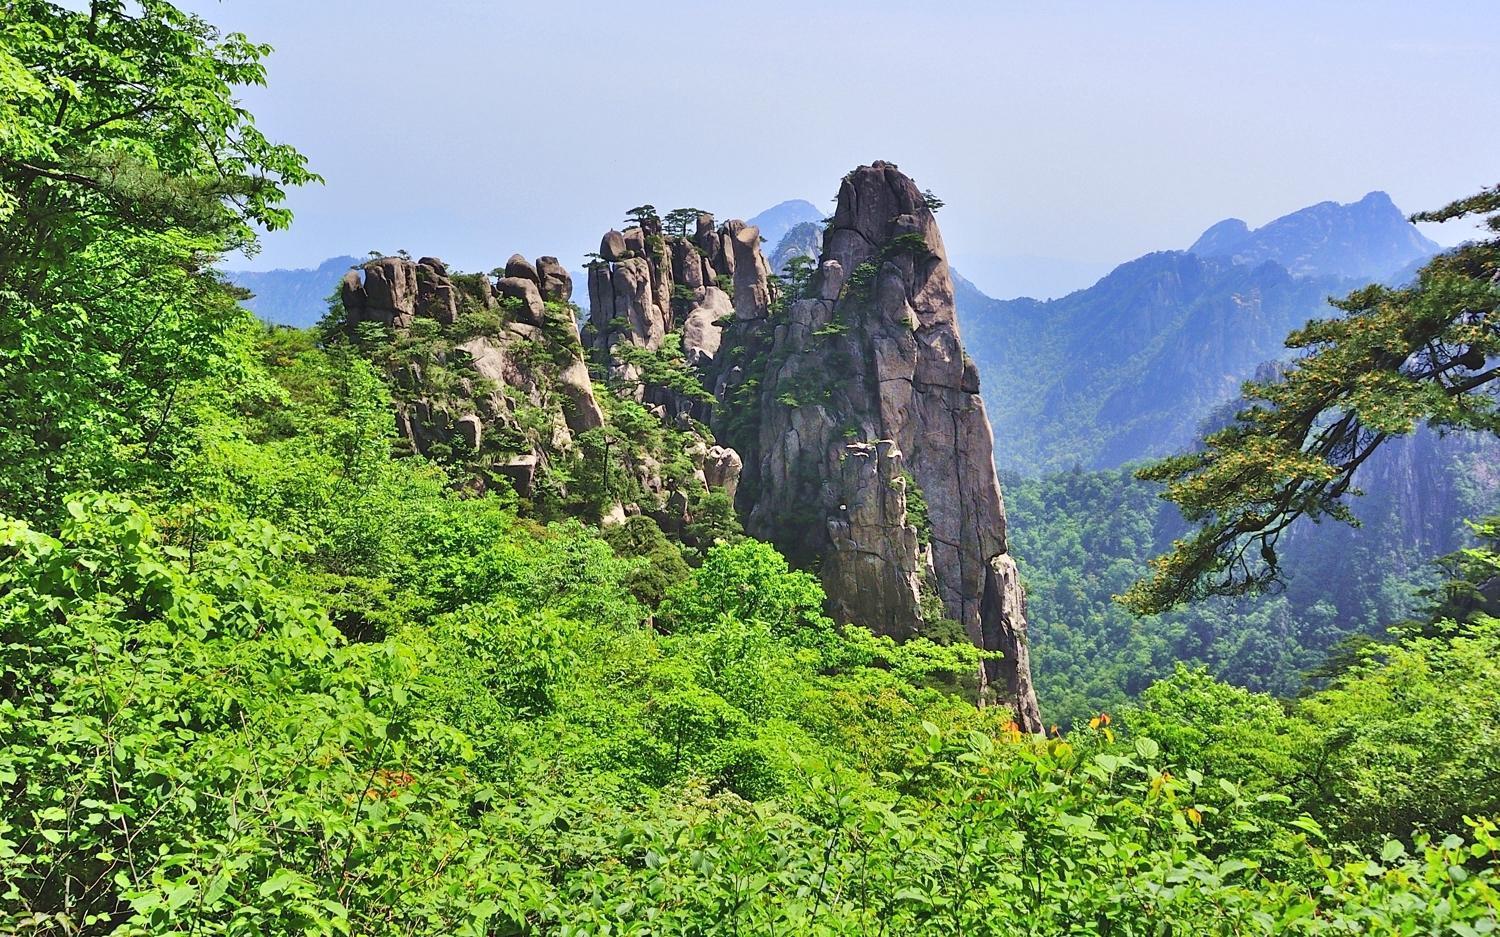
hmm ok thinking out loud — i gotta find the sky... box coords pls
[194,0,1500,299]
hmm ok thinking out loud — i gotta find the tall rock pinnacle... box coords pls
[584,162,1043,729]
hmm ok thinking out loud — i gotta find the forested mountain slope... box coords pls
[957,253,1362,471]
[955,193,1443,474]
[1008,426,1499,725]
[4,3,1499,931]
[939,193,1498,723]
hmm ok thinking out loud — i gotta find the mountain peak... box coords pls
[1188,192,1439,281]
[1187,218,1251,257]
[746,199,824,256]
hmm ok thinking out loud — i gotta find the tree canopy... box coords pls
[0,0,316,520]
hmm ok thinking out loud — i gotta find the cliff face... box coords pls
[586,162,1042,730]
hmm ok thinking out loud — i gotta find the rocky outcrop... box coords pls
[585,162,1043,730]
[344,251,737,535]
[341,254,605,494]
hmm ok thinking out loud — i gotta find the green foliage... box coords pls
[1124,614,1500,853]
[3,301,1500,936]
[623,204,660,232]
[663,207,704,238]
[0,1,315,523]
[1295,615,1500,845]
[612,331,714,404]
[903,469,932,545]
[660,540,833,642]
[685,487,743,547]
[601,514,691,606]
[3,6,1499,933]
[1005,463,1480,728]
[844,259,880,302]
[771,253,817,315]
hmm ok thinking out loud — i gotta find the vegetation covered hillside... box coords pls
[947,187,1496,723]
[1,3,1498,934]
[1006,429,1498,726]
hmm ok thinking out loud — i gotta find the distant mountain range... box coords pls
[1186,190,1440,281]
[949,191,1444,473]
[223,255,360,328]
[768,221,821,275]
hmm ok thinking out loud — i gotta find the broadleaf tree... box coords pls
[0,0,316,520]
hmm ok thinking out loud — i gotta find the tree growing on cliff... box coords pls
[664,207,704,238]
[1124,185,1499,614]
[624,204,661,232]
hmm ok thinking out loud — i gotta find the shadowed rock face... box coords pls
[585,161,1043,730]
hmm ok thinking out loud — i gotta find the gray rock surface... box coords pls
[343,254,609,500]
[600,229,628,263]
[582,162,1043,729]
[536,256,572,302]
[504,253,539,283]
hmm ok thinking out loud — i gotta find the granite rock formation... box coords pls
[341,255,602,487]
[585,162,1042,730]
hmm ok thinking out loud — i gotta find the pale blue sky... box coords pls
[196,0,1500,298]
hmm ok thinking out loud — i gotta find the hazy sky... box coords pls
[196,0,1500,298]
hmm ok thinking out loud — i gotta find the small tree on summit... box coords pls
[773,254,817,311]
[664,207,704,239]
[624,204,661,232]
[1123,185,1500,615]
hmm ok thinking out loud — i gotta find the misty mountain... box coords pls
[1187,190,1440,281]
[746,199,824,255]
[956,192,1444,474]
[958,253,1359,472]
[768,220,822,275]
[223,255,360,328]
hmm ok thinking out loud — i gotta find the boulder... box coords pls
[362,257,419,324]
[340,270,367,324]
[497,276,545,324]
[495,454,538,496]
[536,256,572,302]
[504,253,539,283]
[557,359,605,431]
[600,229,628,262]
[456,414,482,450]
[681,287,730,366]
[703,445,742,502]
